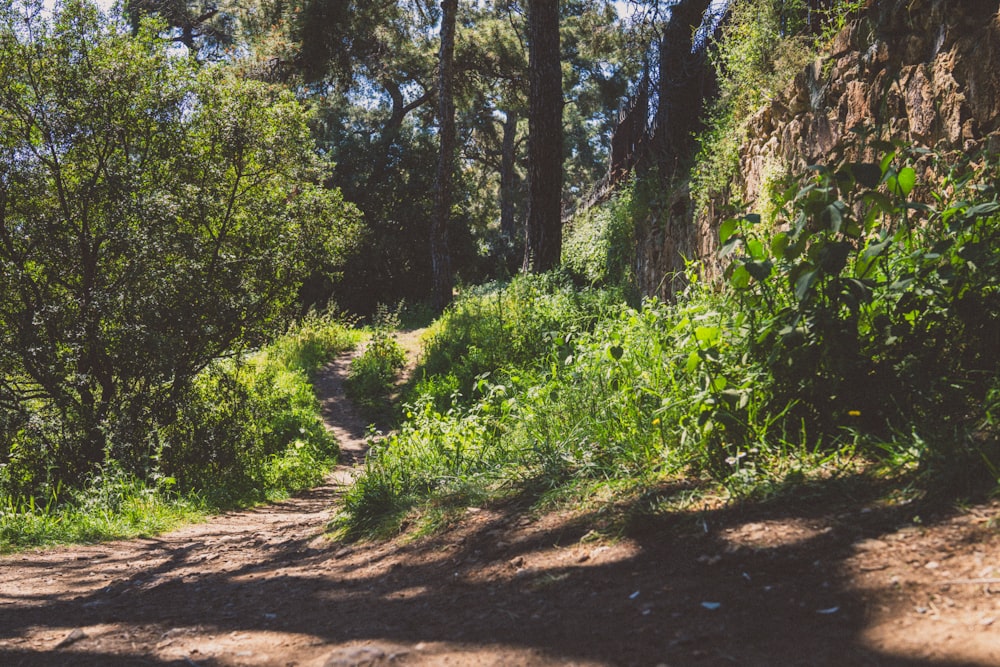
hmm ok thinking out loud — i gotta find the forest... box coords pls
[1,0,998,554]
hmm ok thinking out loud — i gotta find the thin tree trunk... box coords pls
[522,0,563,273]
[432,0,458,310]
[499,110,519,241]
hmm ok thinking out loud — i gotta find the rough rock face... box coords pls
[637,0,1000,299]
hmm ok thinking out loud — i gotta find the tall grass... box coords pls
[0,465,203,553]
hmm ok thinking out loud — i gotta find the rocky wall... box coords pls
[637,0,1000,300]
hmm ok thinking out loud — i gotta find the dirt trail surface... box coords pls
[2,331,999,666]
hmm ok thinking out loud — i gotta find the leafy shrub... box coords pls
[158,316,354,506]
[415,272,622,408]
[346,305,407,417]
[0,1,360,491]
[719,143,1000,491]
[0,314,354,547]
[563,184,637,288]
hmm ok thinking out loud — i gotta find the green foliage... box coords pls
[340,147,1000,535]
[158,316,354,507]
[721,144,1000,493]
[339,397,502,536]
[0,314,355,548]
[268,311,362,378]
[346,305,407,417]
[0,464,203,553]
[691,0,815,210]
[415,273,623,409]
[0,0,359,490]
[562,184,637,288]
[815,0,869,44]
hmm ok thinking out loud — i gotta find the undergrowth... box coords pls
[691,0,868,212]
[338,147,1000,538]
[0,313,358,552]
[345,304,407,421]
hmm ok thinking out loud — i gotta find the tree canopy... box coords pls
[0,0,359,485]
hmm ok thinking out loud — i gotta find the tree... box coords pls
[124,0,236,56]
[523,0,563,273]
[284,0,441,313]
[431,0,458,310]
[0,0,359,485]
[653,0,715,170]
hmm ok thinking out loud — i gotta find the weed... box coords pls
[346,304,407,420]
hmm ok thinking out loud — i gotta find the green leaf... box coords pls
[695,326,721,344]
[819,241,852,275]
[685,350,700,374]
[746,260,772,281]
[822,202,844,233]
[729,264,751,289]
[879,151,896,175]
[888,167,916,197]
[770,232,789,259]
[784,234,808,260]
[862,237,892,260]
[897,167,916,196]
[862,191,894,214]
[964,202,1000,218]
[794,268,819,301]
[719,235,742,258]
[719,218,739,245]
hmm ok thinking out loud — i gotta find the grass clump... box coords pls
[346,305,407,420]
[0,464,204,553]
[413,272,624,411]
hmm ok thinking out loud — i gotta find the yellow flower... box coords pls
[652,418,661,426]
[848,410,861,417]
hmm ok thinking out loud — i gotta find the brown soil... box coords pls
[1,331,998,667]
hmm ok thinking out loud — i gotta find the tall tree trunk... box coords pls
[431,0,458,310]
[522,0,563,274]
[653,0,713,173]
[499,109,519,241]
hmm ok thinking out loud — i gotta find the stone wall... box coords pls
[637,0,1000,300]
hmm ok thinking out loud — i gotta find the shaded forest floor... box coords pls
[1,333,998,666]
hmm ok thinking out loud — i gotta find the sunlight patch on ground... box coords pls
[718,518,833,551]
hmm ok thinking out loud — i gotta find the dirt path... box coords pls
[1,332,999,666]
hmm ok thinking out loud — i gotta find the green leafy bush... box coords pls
[563,184,637,288]
[159,316,355,506]
[0,315,356,546]
[0,0,360,492]
[346,306,407,417]
[415,273,622,409]
[720,144,1000,492]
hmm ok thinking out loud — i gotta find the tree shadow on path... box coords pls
[1,473,997,666]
